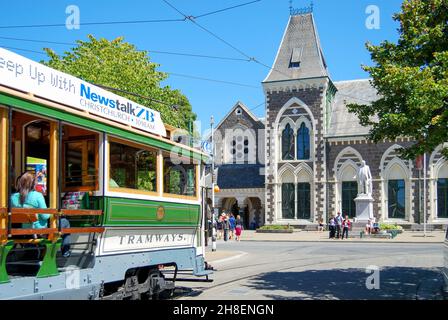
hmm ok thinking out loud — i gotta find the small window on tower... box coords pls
[290,47,302,68]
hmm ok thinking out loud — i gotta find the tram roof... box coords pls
[0,48,208,162]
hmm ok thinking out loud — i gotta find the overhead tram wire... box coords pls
[0,44,372,104]
[194,0,262,19]
[0,36,251,62]
[0,45,46,55]
[0,18,185,29]
[0,44,260,90]
[0,1,263,29]
[166,72,260,89]
[249,101,266,112]
[161,0,292,80]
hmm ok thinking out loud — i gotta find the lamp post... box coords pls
[210,115,217,252]
[423,152,427,237]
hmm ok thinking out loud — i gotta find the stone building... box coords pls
[211,9,448,229]
[211,102,266,229]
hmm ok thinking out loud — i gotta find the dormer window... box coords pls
[290,47,303,69]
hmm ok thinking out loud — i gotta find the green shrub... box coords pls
[379,223,403,231]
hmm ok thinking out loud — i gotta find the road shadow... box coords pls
[244,267,444,300]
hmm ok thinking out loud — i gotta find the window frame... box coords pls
[162,151,199,200]
[107,136,159,197]
[297,122,310,160]
[281,124,295,161]
[62,134,99,192]
[342,181,358,218]
[437,178,448,219]
[281,183,295,219]
[296,182,311,219]
[388,179,406,219]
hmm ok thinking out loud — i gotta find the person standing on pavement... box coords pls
[229,213,236,240]
[329,216,336,239]
[235,215,244,242]
[335,212,343,239]
[217,213,224,240]
[341,215,351,240]
[222,213,230,241]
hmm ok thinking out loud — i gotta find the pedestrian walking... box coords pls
[217,213,224,240]
[335,212,343,239]
[229,214,236,240]
[341,215,351,240]
[235,215,244,242]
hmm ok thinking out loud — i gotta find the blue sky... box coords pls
[0,0,403,134]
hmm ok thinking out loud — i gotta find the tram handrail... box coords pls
[10,208,59,215]
[3,208,105,237]
[61,227,105,234]
[60,209,103,216]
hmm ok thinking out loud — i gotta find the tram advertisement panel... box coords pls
[98,227,196,255]
[0,48,166,137]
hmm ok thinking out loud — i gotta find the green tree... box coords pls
[348,0,448,159]
[43,35,196,130]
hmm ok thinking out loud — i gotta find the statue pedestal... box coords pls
[354,194,374,223]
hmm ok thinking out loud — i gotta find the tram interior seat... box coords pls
[6,208,101,276]
[6,212,52,276]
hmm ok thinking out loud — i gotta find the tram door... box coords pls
[23,120,51,205]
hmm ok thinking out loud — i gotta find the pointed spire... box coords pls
[263,8,329,83]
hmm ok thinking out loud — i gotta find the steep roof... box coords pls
[217,164,265,189]
[327,79,380,137]
[215,101,263,130]
[263,13,329,83]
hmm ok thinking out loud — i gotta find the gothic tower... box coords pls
[262,8,337,226]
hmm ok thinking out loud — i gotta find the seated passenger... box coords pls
[11,172,51,229]
[11,172,71,257]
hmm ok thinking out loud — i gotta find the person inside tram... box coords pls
[11,172,71,257]
[11,172,50,229]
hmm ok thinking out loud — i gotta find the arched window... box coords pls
[280,169,295,219]
[297,123,310,160]
[388,179,406,219]
[296,182,310,219]
[385,163,408,220]
[339,164,358,218]
[282,183,295,219]
[342,182,357,218]
[281,124,295,160]
[437,163,448,218]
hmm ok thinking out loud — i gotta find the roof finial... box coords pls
[290,1,314,16]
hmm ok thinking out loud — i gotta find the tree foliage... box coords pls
[348,0,448,159]
[43,35,196,130]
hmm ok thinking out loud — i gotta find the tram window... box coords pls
[163,154,197,197]
[64,140,96,189]
[62,125,99,191]
[109,140,157,193]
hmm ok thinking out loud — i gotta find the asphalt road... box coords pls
[173,241,446,300]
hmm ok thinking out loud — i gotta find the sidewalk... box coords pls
[237,230,446,243]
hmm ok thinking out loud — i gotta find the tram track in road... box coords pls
[171,251,441,299]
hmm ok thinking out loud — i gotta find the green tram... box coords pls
[0,48,211,299]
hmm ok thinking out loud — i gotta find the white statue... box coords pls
[358,160,373,196]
